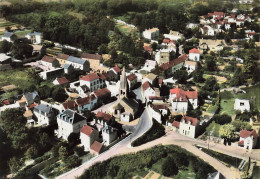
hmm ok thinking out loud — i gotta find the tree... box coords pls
[212,114,232,125]
[8,157,21,174]
[204,55,217,71]
[203,76,219,92]
[219,124,235,140]
[0,40,12,53]
[58,146,69,161]
[25,146,38,159]
[11,40,33,59]
[193,70,204,83]
[230,67,245,86]
[65,155,81,169]
[232,120,251,132]
[51,86,68,102]
[173,70,188,84]
[161,157,178,176]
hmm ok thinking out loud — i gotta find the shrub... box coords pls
[132,119,165,147]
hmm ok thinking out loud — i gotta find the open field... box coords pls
[220,84,260,115]
[0,18,21,33]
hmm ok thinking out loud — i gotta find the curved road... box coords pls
[57,108,153,179]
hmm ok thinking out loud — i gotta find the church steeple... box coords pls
[119,66,128,98]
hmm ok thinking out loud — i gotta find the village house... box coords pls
[111,65,121,76]
[61,100,77,111]
[40,68,64,80]
[238,130,258,150]
[159,54,188,76]
[40,55,60,69]
[142,73,158,86]
[31,45,43,55]
[199,39,227,52]
[120,112,133,122]
[19,91,39,107]
[25,32,42,44]
[142,27,159,40]
[24,110,34,126]
[142,60,157,72]
[142,81,156,103]
[66,56,89,71]
[155,49,170,65]
[234,99,250,112]
[164,30,184,41]
[90,141,103,155]
[102,124,118,146]
[148,104,169,124]
[0,53,12,65]
[56,53,70,66]
[184,60,198,74]
[95,111,113,127]
[172,116,199,138]
[53,77,69,87]
[63,63,74,74]
[80,124,99,151]
[245,30,256,39]
[80,73,105,92]
[170,88,198,113]
[189,48,200,61]
[56,109,87,140]
[1,31,17,42]
[126,73,137,89]
[200,25,215,36]
[81,53,102,71]
[92,88,111,106]
[33,104,55,126]
[75,95,97,113]
[161,38,176,52]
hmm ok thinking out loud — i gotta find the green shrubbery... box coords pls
[79,145,215,179]
[132,119,165,147]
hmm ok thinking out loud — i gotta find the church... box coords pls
[108,67,139,122]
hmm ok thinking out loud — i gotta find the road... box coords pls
[57,108,153,179]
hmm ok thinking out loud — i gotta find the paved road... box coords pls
[57,108,153,179]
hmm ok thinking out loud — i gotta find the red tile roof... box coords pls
[158,78,163,84]
[2,99,10,105]
[163,38,170,43]
[189,48,200,54]
[93,88,111,98]
[143,45,152,52]
[239,130,258,139]
[76,95,96,106]
[112,66,121,73]
[90,141,103,153]
[247,32,256,35]
[27,103,38,109]
[81,53,101,60]
[151,104,168,110]
[213,11,225,17]
[142,81,151,91]
[98,73,107,80]
[159,55,187,70]
[238,140,244,146]
[80,125,95,136]
[41,55,56,63]
[181,116,198,126]
[170,88,198,102]
[62,100,77,109]
[172,121,180,128]
[56,53,69,60]
[126,73,137,81]
[96,112,112,121]
[80,73,100,81]
[149,96,164,100]
[56,77,69,85]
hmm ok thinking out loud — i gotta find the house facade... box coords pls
[238,130,258,150]
[80,73,104,92]
[81,53,101,71]
[155,50,170,65]
[56,109,86,140]
[234,99,250,112]
[126,73,137,89]
[179,116,199,138]
[33,104,55,126]
[25,32,42,44]
[142,28,159,40]
[56,53,70,66]
[80,125,99,151]
[66,56,89,71]
[75,95,97,113]
[41,56,60,68]
[189,48,200,61]
[102,125,118,146]
[184,60,198,74]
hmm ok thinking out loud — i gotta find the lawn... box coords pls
[14,30,31,37]
[220,84,260,115]
[0,68,36,90]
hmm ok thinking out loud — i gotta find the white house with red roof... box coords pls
[111,65,121,76]
[238,130,258,150]
[102,124,118,146]
[75,95,97,113]
[80,124,99,151]
[53,77,69,86]
[80,73,104,92]
[92,88,111,105]
[245,30,256,39]
[172,116,199,138]
[170,88,198,113]
[164,30,183,41]
[159,54,188,75]
[90,141,103,155]
[40,55,60,69]
[161,38,176,52]
[189,48,200,61]
[126,73,137,89]
[142,81,156,103]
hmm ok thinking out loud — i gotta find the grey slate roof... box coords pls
[34,104,51,114]
[24,91,38,102]
[27,32,42,36]
[122,97,139,111]
[58,109,86,124]
[67,56,86,65]
[63,63,71,69]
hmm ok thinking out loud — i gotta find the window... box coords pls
[189,127,190,130]
[240,102,244,106]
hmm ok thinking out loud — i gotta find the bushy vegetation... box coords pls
[79,145,216,179]
[132,119,165,147]
[200,147,242,168]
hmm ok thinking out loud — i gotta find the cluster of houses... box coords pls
[199,11,255,39]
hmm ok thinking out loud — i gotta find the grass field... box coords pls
[220,84,260,115]
[0,68,36,90]
[14,30,31,37]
